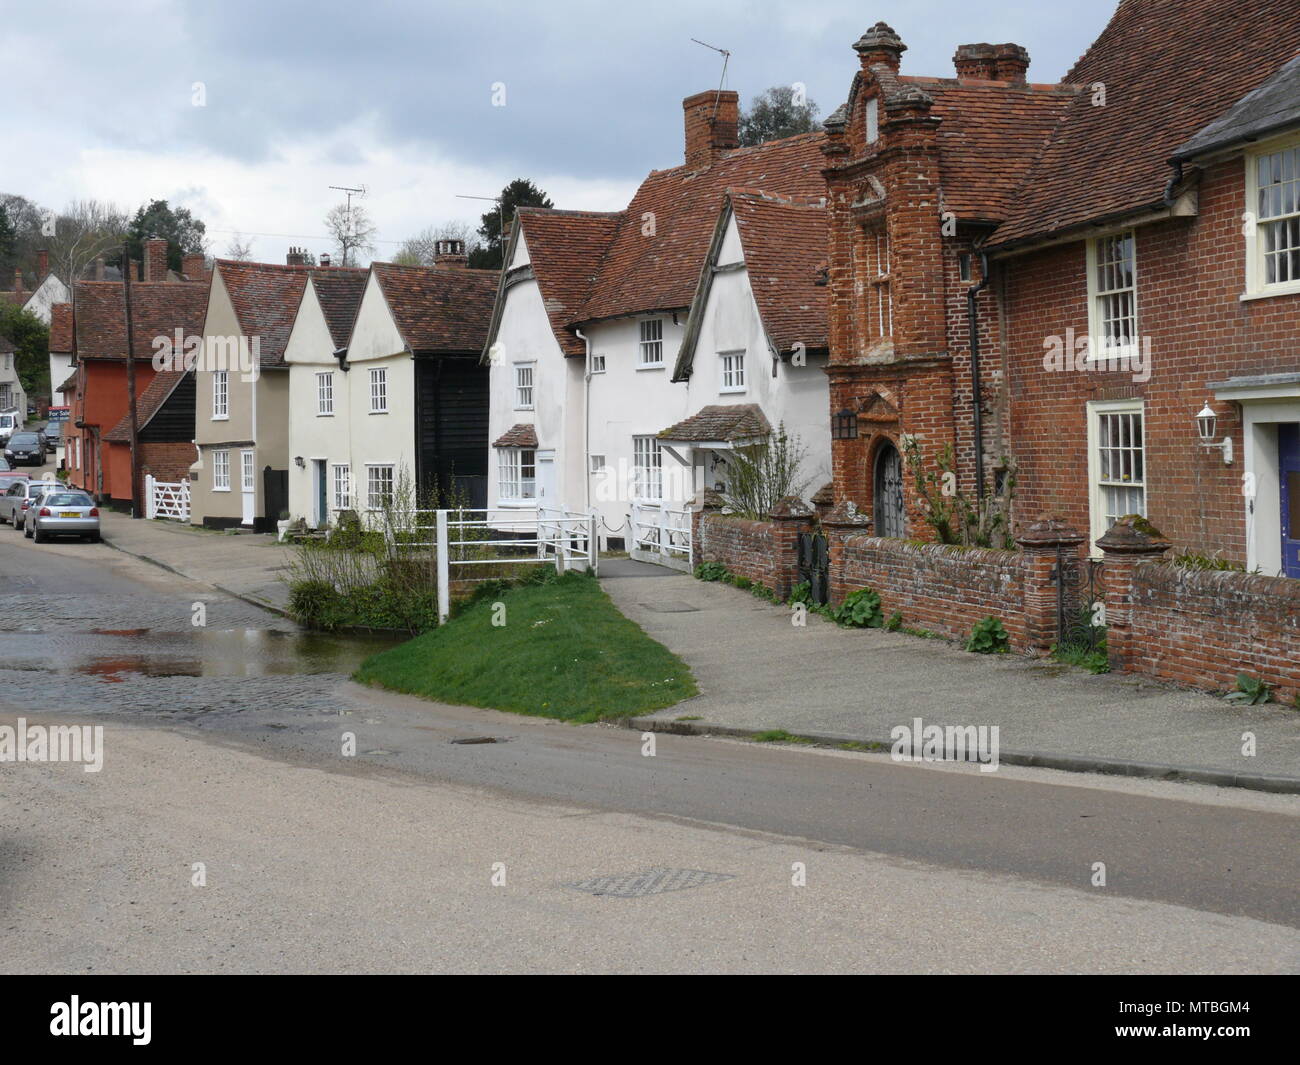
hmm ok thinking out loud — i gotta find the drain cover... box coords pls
[638,601,700,613]
[565,867,734,898]
[450,736,501,745]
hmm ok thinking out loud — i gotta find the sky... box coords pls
[1,0,1117,264]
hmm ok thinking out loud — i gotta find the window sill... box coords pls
[1241,282,1300,302]
[369,410,389,415]
[497,499,538,509]
[316,412,334,418]
[513,406,535,412]
[211,414,229,421]
[637,364,665,372]
[719,387,747,395]
[213,487,231,493]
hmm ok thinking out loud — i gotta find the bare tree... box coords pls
[395,220,479,266]
[324,202,377,267]
[224,231,254,261]
[43,199,129,283]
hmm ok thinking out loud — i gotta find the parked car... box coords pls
[43,422,63,447]
[24,489,100,543]
[0,479,59,527]
[0,410,22,446]
[4,432,46,466]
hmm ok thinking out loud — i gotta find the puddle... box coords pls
[0,627,401,682]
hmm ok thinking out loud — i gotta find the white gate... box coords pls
[629,502,693,572]
[145,474,190,522]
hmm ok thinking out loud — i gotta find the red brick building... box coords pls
[825,1,1300,579]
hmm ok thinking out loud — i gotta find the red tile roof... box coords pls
[510,209,622,357]
[370,262,499,354]
[310,269,369,350]
[73,280,210,360]
[992,0,1300,247]
[214,260,310,368]
[573,131,828,325]
[659,403,771,442]
[104,370,188,443]
[49,302,73,353]
[492,423,539,448]
[730,191,828,354]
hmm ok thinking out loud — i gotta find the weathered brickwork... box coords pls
[696,512,808,598]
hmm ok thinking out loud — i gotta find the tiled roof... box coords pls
[57,371,78,394]
[370,262,499,354]
[0,335,15,353]
[572,131,828,325]
[104,370,189,442]
[492,423,539,448]
[992,0,1300,247]
[511,209,622,357]
[659,403,771,442]
[73,280,209,360]
[49,302,73,353]
[1174,52,1300,161]
[731,192,828,354]
[309,269,369,349]
[214,260,310,368]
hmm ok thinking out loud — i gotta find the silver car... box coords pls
[0,479,59,528]
[25,489,100,543]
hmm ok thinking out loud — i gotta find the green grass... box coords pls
[750,729,814,744]
[353,572,697,723]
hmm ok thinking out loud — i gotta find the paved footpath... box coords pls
[100,512,293,614]
[601,562,1300,791]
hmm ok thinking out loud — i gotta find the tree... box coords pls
[0,303,50,401]
[123,199,208,272]
[470,179,553,270]
[224,232,254,261]
[395,221,480,267]
[324,202,377,267]
[738,86,821,146]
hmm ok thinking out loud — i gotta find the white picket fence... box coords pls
[629,501,693,573]
[145,474,190,522]
[390,507,598,623]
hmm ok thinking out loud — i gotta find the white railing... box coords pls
[386,507,598,623]
[629,501,693,572]
[145,474,190,522]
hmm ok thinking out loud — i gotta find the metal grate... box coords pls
[565,867,734,898]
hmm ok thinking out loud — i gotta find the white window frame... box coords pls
[719,349,746,393]
[866,96,879,144]
[369,367,388,414]
[212,370,228,420]
[1086,399,1147,551]
[1086,229,1138,362]
[332,464,351,510]
[633,435,663,501]
[1244,134,1300,300]
[212,449,230,491]
[590,454,606,473]
[513,362,535,410]
[497,447,536,504]
[316,371,334,416]
[590,354,607,373]
[240,450,255,492]
[638,319,665,368]
[365,464,394,511]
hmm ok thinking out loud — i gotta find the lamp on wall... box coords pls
[832,408,858,440]
[294,456,305,469]
[1195,402,1233,464]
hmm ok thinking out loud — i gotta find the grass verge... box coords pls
[353,572,697,723]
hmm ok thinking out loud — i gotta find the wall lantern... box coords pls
[294,456,305,469]
[832,408,858,440]
[1195,402,1233,465]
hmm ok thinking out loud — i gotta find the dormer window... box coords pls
[866,97,879,144]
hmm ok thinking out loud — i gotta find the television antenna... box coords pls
[691,38,731,117]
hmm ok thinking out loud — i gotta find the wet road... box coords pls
[1,530,1299,946]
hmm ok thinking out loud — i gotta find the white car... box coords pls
[0,479,59,528]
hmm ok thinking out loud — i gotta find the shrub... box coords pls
[720,423,809,520]
[832,588,883,628]
[966,616,1010,654]
[1226,673,1272,705]
[885,611,902,632]
[694,561,729,582]
[788,581,813,606]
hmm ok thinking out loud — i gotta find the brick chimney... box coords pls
[954,42,1029,83]
[286,246,306,266]
[854,22,906,74]
[319,253,331,267]
[434,238,468,268]
[683,89,740,170]
[144,237,168,282]
[182,252,206,280]
[36,249,49,280]
[12,269,21,293]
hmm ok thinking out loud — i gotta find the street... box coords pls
[1,526,1297,973]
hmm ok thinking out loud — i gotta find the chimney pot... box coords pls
[434,238,469,268]
[954,42,1029,82]
[94,257,105,281]
[286,246,305,266]
[683,89,740,170]
[320,253,331,267]
[854,22,906,74]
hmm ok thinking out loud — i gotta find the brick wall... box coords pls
[1125,563,1300,703]
[696,512,806,597]
[831,531,1029,647]
[139,441,196,484]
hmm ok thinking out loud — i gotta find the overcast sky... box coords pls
[2,0,1116,264]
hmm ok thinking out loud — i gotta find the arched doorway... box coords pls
[873,440,904,538]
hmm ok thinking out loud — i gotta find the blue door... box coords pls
[1281,424,1300,578]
